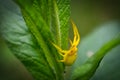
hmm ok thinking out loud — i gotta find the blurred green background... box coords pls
[71,0,120,37]
[0,0,120,80]
[70,0,120,80]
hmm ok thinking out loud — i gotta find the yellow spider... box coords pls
[52,20,80,66]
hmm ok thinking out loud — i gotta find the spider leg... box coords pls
[71,20,77,44]
[74,24,80,46]
[52,42,67,54]
[58,52,64,56]
[58,59,65,62]
[71,20,80,46]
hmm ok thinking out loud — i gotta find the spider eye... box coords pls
[71,50,73,53]
[72,45,75,47]
[68,50,74,56]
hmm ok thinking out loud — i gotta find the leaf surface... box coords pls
[70,22,120,80]
[0,0,70,80]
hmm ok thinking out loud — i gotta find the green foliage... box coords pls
[69,24,120,80]
[1,0,70,80]
[72,37,120,80]
[0,0,120,80]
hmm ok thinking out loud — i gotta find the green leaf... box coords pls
[0,36,34,80]
[0,0,70,80]
[72,37,120,80]
[71,22,120,80]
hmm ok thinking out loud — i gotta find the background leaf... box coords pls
[0,0,70,80]
[72,37,120,80]
[69,22,120,80]
[0,36,34,80]
[70,0,120,80]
